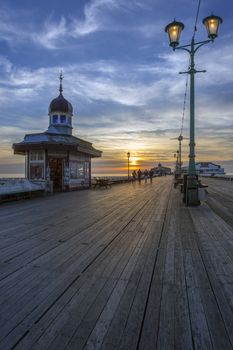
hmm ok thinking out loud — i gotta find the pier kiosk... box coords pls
[13,75,101,191]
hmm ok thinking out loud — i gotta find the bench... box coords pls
[93,178,112,189]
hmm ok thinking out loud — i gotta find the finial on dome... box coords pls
[59,71,63,94]
[49,72,73,116]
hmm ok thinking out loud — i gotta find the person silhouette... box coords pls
[137,169,142,183]
[149,169,154,183]
[144,169,149,183]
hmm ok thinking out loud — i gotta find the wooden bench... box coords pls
[93,178,112,189]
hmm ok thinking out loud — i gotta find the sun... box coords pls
[130,156,140,166]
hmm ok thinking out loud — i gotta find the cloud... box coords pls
[71,0,151,37]
[0,42,232,172]
[0,1,123,50]
[0,7,67,50]
[0,51,231,116]
[0,1,168,51]
[137,22,164,38]
[32,17,67,50]
[0,7,39,48]
[0,56,231,136]
[71,0,111,36]
[0,57,187,109]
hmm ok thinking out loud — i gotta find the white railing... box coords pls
[0,179,48,195]
[199,174,233,181]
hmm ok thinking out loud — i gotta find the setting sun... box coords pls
[130,156,139,166]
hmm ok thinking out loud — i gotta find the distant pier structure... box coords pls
[151,163,171,176]
[13,74,101,191]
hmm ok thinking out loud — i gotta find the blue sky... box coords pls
[0,0,232,175]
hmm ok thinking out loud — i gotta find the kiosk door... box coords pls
[49,158,64,191]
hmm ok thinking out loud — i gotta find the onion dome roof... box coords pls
[48,73,73,115]
[49,93,73,114]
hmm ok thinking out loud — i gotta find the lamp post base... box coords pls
[184,175,200,206]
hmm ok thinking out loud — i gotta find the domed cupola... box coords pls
[49,91,73,115]
[48,73,74,136]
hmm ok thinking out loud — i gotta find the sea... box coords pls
[1,162,233,179]
[1,173,233,179]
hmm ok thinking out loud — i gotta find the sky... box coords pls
[0,0,232,176]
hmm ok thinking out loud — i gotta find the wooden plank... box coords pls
[188,206,233,349]
[173,231,193,349]
[184,250,213,349]
[156,219,175,349]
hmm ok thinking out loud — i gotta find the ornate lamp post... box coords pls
[127,152,130,180]
[177,135,183,176]
[165,14,222,205]
[174,151,179,179]
[171,135,188,178]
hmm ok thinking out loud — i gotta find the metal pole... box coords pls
[179,139,182,175]
[189,38,196,175]
[127,152,130,180]
[128,157,130,180]
[186,37,199,205]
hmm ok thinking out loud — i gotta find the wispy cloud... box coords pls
[71,0,116,36]
[0,8,29,47]
[32,17,67,49]
[0,1,122,49]
[0,55,232,125]
[0,1,169,50]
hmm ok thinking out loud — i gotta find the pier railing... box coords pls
[199,175,233,181]
[0,179,48,201]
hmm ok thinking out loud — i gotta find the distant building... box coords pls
[182,162,225,176]
[13,74,102,191]
[151,163,171,176]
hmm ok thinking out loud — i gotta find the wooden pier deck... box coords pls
[0,177,233,349]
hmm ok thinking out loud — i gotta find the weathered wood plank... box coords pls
[189,206,233,349]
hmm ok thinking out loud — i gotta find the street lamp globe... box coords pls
[178,135,183,142]
[127,152,130,159]
[203,14,223,39]
[165,20,184,49]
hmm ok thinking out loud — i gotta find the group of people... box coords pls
[131,169,154,183]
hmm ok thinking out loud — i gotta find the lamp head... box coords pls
[178,135,183,141]
[165,20,184,49]
[203,14,223,39]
